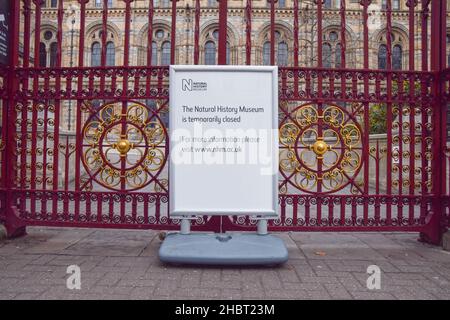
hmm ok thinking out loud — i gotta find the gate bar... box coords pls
[425,0,447,244]
[4,0,25,237]
[218,0,228,65]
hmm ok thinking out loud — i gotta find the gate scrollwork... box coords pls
[81,100,168,191]
[280,103,363,194]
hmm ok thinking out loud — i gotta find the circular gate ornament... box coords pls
[280,103,363,194]
[81,101,168,191]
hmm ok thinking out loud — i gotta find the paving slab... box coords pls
[0,226,449,300]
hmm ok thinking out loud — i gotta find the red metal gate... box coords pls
[0,0,448,244]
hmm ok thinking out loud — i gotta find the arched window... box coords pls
[324,0,341,9]
[263,42,270,65]
[161,41,171,65]
[38,30,58,67]
[91,42,101,66]
[393,0,400,10]
[335,43,342,68]
[392,44,402,70]
[278,0,286,8]
[49,42,57,67]
[322,43,332,68]
[94,1,113,7]
[89,28,117,66]
[151,41,158,65]
[323,0,332,8]
[321,30,344,68]
[204,41,216,65]
[139,28,172,66]
[106,41,115,66]
[378,44,387,69]
[201,28,234,65]
[261,30,290,66]
[381,0,400,9]
[277,42,288,66]
[39,42,47,67]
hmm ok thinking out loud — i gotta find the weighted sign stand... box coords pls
[159,217,288,265]
[159,66,288,266]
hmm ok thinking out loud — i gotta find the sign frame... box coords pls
[0,0,10,66]
[169,65,279,218]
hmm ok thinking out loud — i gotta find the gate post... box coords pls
[3,0,26,238]
[421,0,447,244]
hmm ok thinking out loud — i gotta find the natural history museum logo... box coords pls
[182,78,208,92]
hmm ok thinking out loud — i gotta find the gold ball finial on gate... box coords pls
[312,138,329,159]
[115,137,132,157]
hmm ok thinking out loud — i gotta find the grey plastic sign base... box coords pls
[159,233,289,266]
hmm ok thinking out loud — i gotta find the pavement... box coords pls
[0,227,449,300]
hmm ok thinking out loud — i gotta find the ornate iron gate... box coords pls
[0,0,448,244]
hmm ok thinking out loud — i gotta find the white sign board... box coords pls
[169,66,278,217]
